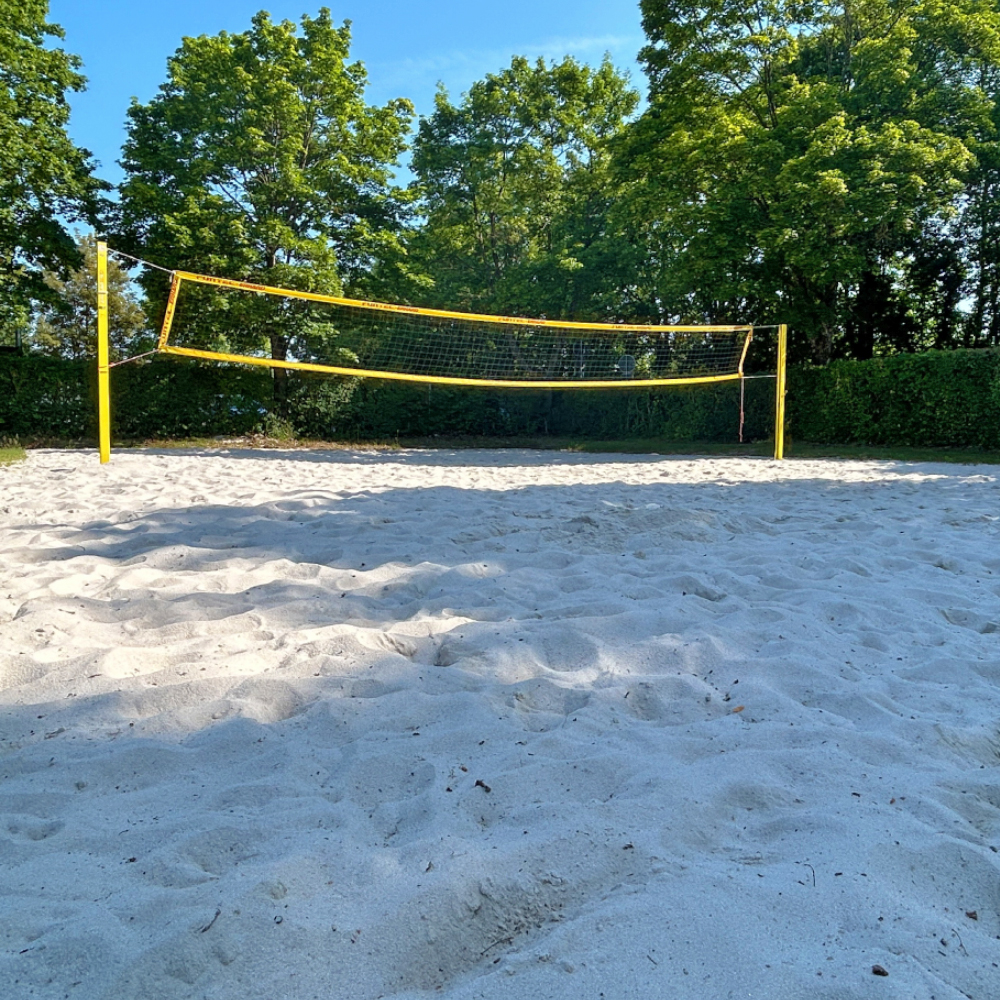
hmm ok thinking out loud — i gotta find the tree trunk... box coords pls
[270,332,290,417]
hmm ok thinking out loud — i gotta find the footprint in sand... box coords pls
[2,815,65,842]
[536,627,602,673]
[382,835,649,993]
[346,755,436,812]
[623,676,723,725]
[228,678,308,724]
[508,678,590,732]
[175,825,264,877]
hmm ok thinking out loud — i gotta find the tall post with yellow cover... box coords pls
[774,323,788,460]
[96,240,111,463]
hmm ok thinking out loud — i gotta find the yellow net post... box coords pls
[773,323,788,460]
[96,240,111,464]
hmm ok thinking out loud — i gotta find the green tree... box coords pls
[628,0,998,360]
[409,56,643,320]
[116,8,414,405]
[31,236,148,360]
[946,5,1000,347]
[0,1,105,335]
[965,129,1000,346]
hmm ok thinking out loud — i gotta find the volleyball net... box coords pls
[157,269,756,388]
[94,243,787,460]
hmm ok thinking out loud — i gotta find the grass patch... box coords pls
[0,445,27,466]
[565,438,775,457]
[8,435,1000,466]
[399,436,1000,463]
[785,441,1000,465]
[133,435,403,452]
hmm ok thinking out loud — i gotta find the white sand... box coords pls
[2,447,999,999]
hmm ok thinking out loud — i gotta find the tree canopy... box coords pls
[12,0,998,374]
[116,8,414,373]
[32,236,148,361]
[409,56,642,320]
[628,0,1000,360]
[0,0,104,340]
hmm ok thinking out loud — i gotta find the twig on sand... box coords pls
[480,935,514,958]
[796,862,816,887]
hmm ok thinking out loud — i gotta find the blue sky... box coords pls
[48,0,648,186]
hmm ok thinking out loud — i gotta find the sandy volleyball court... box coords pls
[1,447,999,999]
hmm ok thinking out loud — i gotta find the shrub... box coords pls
[22,347,1000,451]
[789,349,1000,449]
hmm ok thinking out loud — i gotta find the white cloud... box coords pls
[368,32,645,106]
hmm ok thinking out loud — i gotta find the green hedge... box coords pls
[5,347,997,450]
[0,355,91,439]
[0,354,274,440]
[789,348,1000,449]
[12,348,1000,449]
[0,353,775,444]
[113,359,274,439]
[336,379,773,441]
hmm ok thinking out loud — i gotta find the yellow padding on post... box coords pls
[97,241,111,463]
